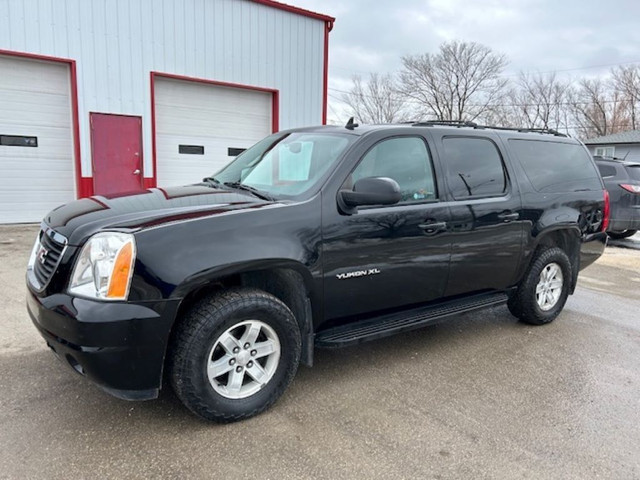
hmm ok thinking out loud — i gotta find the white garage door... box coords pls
[155,77,273,187]
[0,55,75,224]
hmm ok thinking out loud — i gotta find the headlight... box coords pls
[68,232,136,301]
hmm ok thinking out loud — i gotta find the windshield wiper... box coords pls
[223,182,275,201]
[202,176,221,187]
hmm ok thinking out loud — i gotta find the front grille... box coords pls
[33,228,67,288]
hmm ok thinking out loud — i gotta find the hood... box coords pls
[44,185,276,245]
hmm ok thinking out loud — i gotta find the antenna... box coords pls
[345,117,359,130]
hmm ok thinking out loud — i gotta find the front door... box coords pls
[322,134,452,321]
[91,113,143,196]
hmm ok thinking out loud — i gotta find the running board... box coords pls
[315,292,508,348]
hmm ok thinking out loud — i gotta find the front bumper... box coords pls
[26,289,180,400]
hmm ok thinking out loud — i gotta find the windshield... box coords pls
[212,132,353,198]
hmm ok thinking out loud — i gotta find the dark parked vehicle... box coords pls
[27,121,608,422]
[593,156,640,239]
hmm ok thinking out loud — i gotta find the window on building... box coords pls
[441,137,507,199]
[348,136,437,203]
[595,146,615,158]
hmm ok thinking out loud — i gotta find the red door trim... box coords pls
[0,48,88,198]
[322,20,334,125]
[149,72,280,189]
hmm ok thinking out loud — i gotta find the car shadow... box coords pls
[607,233,640,251]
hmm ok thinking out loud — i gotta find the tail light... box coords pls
[602,189,610,232]
[620,183,640,194]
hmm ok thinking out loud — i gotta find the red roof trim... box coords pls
[249,0,335,24]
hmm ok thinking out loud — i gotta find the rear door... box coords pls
[435,133,524,296]
[321,133,452,320]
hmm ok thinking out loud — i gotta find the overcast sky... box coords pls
[292,0,640,123]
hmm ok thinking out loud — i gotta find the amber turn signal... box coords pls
[107,241,134,299]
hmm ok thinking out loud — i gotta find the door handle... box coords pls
[498,212,519,222]
[133,169,141,175]
[418,221,447,235]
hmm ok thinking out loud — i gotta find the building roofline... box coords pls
[249,0,335,25]
[583,129,640,145]
[584,140,639,146]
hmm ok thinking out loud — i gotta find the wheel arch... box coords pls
[526,227,582,294]
[167,261,317,372]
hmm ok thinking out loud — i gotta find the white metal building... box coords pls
[0,0,334,223]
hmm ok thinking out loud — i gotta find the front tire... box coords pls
[169,288,301,422]
[508,247,571,325]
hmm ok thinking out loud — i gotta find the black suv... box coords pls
[593,156,640,239]
[26,122,608,422]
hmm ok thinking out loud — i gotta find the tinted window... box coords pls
[626,165,640,180]
[349,137,437,203]
[597,164,617,178]
[509,140,602,193]
[442,137,507,198]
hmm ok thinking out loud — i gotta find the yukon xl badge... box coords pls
[336,268,381,280]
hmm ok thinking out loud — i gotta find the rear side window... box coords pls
[442,137,507,199]
[597,164,617,178]
[509,140,602,193]
[626,165,640,180]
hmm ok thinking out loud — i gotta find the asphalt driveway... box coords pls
[1,225,639,479]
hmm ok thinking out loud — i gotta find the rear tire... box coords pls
[607,230,637,240]
[169,288,301,422]
[508,247,571,326]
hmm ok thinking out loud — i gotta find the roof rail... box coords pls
[412,120,478,128]
[411,120,568,137]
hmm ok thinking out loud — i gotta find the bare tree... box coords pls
[612,65,640,130]
[341,73,410,124]
[397,41,508,122]
[501,72,571,131]
[569,78,629,138]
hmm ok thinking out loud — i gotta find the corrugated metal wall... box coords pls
[0,0,325,180]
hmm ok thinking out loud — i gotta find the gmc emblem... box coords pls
[36,246,49,265]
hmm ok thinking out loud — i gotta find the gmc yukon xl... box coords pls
[26,121,608,422]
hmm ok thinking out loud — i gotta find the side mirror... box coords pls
[338,177,401,214]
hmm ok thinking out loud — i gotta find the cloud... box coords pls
[292,0,640,121]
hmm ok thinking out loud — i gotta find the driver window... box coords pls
[347,136,437,202]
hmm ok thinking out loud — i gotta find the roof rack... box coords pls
[411,120,568,137]
[412,120,478,128]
